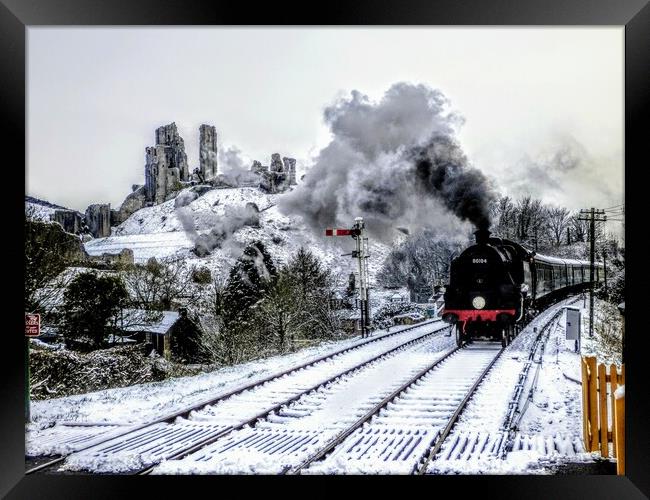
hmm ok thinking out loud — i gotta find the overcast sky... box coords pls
[27,27,623,234]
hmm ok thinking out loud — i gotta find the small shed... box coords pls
[389,292,407,304]
[121,309,203,362]
[337,309,361,335]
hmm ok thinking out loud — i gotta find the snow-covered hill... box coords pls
[25,196,81,222]
[85,187,392,284]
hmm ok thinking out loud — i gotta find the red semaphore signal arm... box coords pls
[325,228,353,236]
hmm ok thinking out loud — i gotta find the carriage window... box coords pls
[523,262,531,287]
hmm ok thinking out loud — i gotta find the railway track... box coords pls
[153,303,568,474]
[26,319,449,475]
[421,300,581,474]
[143,341,500,474]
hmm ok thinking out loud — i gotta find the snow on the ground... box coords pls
[26,197,82,222]
[28,295,621,474]
[26,321,440,455]
[153,333,455,474]
[428,297,601,474]
[84,187,392,281]
[84,231,195,262]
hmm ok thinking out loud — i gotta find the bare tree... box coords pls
[570,213,589,243]
[378,230,465,289]
[547,206,571,247]
[490,196,516,240]
[119,256,200,310]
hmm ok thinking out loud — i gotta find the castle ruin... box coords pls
[53,209,83,234]
[109,122,299,230]
[199,124,218,182]
[144,122,190,205]
[257,154,297,193]
[85,204,111,238]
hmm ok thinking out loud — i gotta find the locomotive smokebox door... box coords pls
[564,306,581,352]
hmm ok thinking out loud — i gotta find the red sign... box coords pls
[325,228,352,236]
[25,313,40,337]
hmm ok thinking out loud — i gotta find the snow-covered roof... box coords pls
[121,310,180,334]
[534,253,603,268]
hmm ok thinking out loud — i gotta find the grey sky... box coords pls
[27,27,623,234]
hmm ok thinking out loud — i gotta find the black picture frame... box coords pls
[2,0,648,498]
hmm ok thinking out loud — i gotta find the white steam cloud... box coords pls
[279,82,495,243]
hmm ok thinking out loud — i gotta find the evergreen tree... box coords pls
[286,247,329,301]
[221,241,277,362]
[257,247,338,353]
[60,272,129,350]
[25,216,76,313]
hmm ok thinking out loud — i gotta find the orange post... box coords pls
[598,363,608,457]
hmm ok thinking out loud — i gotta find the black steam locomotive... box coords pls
[441,229,604,346]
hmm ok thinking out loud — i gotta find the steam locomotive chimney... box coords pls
[475,228,491,245]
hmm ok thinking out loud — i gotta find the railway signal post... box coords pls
[326,218,371,338]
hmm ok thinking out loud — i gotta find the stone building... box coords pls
[85,204,111,238]
[88,248,134,266]
[199,124,218,182]
[144,122,189,205]
[283,157,297,186]
[52,209,83,234]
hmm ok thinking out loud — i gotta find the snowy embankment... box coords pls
[84,187,391,282]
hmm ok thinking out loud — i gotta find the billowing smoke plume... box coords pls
[218,145,259,186]
[176,202,260,257]
[409,135,492,230]
[279,83,495,241]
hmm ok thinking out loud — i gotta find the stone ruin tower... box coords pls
[52,209,83,234]
[258,154,297,193]
[85,204,111,238]
[199,124,218,182]
[144,122,189,205]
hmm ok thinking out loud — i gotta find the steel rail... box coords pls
[414,345,505,475]
[26,319,442,475]
[286,346,462,474]
[137,324,451,475]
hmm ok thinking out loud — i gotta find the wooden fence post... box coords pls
[581,356,591,450]
[587,356,599,452]
[598,363,608,457]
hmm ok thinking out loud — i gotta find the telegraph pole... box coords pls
[603,249,608,294]
[578,208,607,337]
